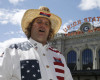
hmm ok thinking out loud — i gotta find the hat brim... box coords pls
[21,9,62,35]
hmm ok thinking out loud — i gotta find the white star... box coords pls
[26,61,29,63]
[37,69,40,72]
[22,76,25,78]
[21,66,24,69]
[33,74,36,77]
[32,65,35,68]
[27,70,30,73]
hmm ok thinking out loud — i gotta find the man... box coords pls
[0,6,73,80]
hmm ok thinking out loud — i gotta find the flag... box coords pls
[53,57,64,67]
[20,60,41,80]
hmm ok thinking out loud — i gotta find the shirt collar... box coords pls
[29,38,49,49]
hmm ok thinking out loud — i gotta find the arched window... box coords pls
[67,50,77,71]
[82,49,93,70]
[98,49,100,69]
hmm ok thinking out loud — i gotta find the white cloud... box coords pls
[4,31,14,35]
[9,0,24,5]
[0,38,27,54]
[0,9,26,25]
[5,31,24,35]
[62,20,73,29]
[58,29,65,33]
[11,9,26,25]
[78,0,100,10]
[0,21,8,24]
[4,30,25,38]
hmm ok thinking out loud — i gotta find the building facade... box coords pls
[49,22,100,80]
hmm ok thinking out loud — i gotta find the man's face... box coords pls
[31,17,51,45]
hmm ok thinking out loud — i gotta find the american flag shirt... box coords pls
[0,38,73,80]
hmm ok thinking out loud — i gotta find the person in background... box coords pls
[0,6,73,80]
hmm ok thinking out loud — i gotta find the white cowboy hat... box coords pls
[21,6,62,35]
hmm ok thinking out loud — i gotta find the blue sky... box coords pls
[0,0,100,53]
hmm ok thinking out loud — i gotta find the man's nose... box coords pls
[40,22,46,28]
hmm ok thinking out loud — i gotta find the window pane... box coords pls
[67,50,77,71]
[98,49,100,69]
[82,49,93,70]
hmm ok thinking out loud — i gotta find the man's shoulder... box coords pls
[9,41,33,51]
[48,46,61,54]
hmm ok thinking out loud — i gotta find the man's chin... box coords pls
[37,39,47,45]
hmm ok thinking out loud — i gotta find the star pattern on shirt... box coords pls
[20,60,41,80]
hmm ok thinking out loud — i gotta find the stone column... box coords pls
[91,45,97,69]
[75,47,81,70]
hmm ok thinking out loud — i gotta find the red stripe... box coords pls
[54,62,64,67]
[40,12,51,16]
[55,68,64,74]
[48,48,61,54]
[53,57,61,61]
[57,76,64,80]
